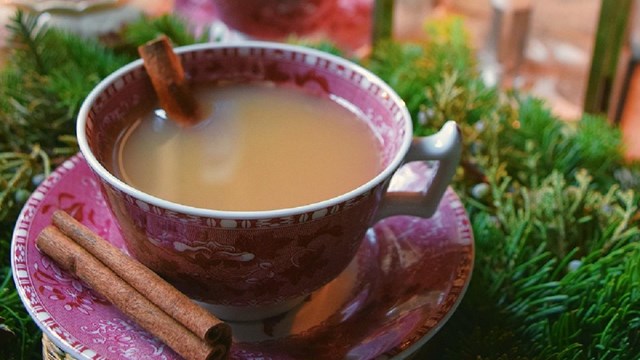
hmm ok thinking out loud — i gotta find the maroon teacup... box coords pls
[77,42,461,321]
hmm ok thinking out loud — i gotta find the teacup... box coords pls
[77,42,462,321]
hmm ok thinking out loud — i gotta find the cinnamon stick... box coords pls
[138,35,202,127]
[51,210,231,347]
[36,226,227,360]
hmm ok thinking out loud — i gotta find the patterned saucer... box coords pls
[12,153,474,360]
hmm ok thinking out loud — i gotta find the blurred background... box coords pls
[1,0,639,157]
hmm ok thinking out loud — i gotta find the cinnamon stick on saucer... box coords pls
[138,35,202,127]
[50,210,231,347]
[36,226,227,360]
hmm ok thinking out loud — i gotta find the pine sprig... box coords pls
[5,10,49,74]
[113,14,207,57]
[0,10,132,210]
[42,29,131,115]
[0,146,50,222]
[367,16,496,136]
[546,242,640,358]
[0,267,40,360]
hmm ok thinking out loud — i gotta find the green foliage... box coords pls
[1,11,639,360]
[115,14,208,57]
[0,267,40,360]
[401,17,640,360]
[287,38,347,58]
[0,11,132,235]
[367,16,495,135]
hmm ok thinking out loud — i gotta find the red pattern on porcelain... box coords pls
[81,43,411,306]
[11,155,473,359]
[100,180,378,305]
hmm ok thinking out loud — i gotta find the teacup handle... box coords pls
[374,121,462,222]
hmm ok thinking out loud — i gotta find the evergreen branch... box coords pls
[0,146,44,220]
[5,10,48,74]
[112,14,207,57]
[0,267,40,360]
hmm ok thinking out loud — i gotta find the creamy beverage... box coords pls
[78,43,461,314]
[110,83,382,211]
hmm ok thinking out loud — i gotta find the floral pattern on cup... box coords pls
[77,42,460,310]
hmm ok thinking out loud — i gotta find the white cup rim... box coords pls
[76,41,413,220]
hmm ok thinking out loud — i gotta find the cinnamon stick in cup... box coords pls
[138,36,203,127]
[36,226,227,360]
[50,210,231,347]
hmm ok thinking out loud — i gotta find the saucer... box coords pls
[12,153,474,360]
